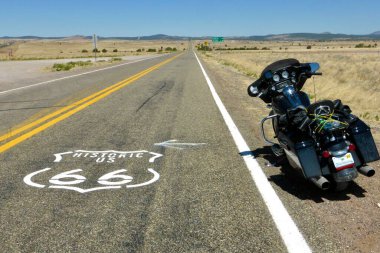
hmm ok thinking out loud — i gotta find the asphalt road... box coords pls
[0,50,376,252]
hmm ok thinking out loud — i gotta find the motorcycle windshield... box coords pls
[282,85,303,108]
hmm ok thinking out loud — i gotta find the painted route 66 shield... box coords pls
[23,150,163,193]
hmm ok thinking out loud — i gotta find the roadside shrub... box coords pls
[52,63,71,71]
[147,48,157,52]
[93,48,100,53]
[355,43,364,48]
[307,45,312,49]
[102,48,107,53]
[208,46,275,51]
[165,47,173,51]
[136,49,142,52]
[197,45,212,51]
[111,57,122,61]
[113,49,118,52]
[355,43,374,48]
[52,61,92,71]
[82,49,88,53]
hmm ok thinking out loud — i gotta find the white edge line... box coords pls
[194,52,312,253]
[0,54,167,96]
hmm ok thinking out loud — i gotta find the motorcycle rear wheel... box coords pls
[334,181,349,191]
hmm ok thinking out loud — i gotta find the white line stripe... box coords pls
[0,54,167,96]
[194,52,312,253]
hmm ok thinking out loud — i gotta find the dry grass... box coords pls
[0,39,188,60]
[199,41,380,123]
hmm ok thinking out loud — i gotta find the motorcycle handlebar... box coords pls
[304,71,322,78]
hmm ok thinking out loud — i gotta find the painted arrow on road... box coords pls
[154,139,206,150]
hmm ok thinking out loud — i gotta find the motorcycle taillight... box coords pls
[348,143,356,151]
[322,150,330,158]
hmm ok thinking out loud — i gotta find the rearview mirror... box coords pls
[309,63,320,73]
[263,70,273,79]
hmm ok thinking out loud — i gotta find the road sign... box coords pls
[212,37,224,43]
[92,34,97,49]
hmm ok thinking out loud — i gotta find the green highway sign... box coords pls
[212,37,224,43]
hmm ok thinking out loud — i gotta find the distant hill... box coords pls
[62,35,90,40]
[0,35,66,40]
[240,32,380,41]
[2,32,380,41]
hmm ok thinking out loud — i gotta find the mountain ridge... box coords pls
[2,32,380,41]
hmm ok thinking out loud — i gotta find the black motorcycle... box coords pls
[248,59,379,191]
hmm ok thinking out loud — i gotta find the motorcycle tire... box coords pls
[334,181,349,192]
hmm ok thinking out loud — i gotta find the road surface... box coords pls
[0,50,378,253]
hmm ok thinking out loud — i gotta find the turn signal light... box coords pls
[348,143,356,151]
[322,151,330,158]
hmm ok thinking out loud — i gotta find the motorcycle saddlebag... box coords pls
[295,140,321,178]
[349,119,380,163]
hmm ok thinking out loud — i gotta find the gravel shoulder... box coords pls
[198,52,380,253]
[0,55,165,92]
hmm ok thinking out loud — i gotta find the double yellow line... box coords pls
[0,53,181,154]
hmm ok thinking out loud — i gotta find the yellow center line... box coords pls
[0,57,170,142]
[0,54,179,143]
[0,53,182,154]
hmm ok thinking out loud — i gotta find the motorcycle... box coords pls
[248,59,379,191]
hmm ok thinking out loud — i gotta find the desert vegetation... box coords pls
[0,39,186,60]
[52,61,93,71]
[198,40,380,125]
[51,57,122,71]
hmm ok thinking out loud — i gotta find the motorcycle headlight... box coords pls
[273,74,280,82]
[249,86,259,94]
[281,71,289,79]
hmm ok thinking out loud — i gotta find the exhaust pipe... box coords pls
[358,166,375,177]
[310,176,331,190]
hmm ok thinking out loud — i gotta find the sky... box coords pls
[1,0,379,37]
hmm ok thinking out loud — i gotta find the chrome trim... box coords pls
[260,114,278,145]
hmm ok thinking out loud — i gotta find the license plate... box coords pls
[332,153,354,170]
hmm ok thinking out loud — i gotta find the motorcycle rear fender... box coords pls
[321,150,361,177]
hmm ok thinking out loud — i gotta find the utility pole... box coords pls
[93,34,97,62]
